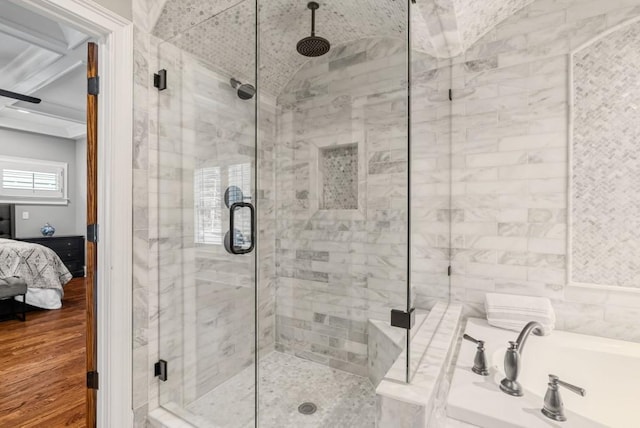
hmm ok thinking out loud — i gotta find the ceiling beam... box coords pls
[6,102,84,124]
[0,41,85,112]
[0,114,85,140]
[58,23,90,50]
[0,46,60,89]
[0,18,69,55]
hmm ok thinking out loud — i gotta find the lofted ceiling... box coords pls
[0,1,90,140]
[152,0,534,96]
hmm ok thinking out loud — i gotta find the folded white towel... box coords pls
[484,293,555,335]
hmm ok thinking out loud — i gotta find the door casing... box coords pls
[13,1,134,426]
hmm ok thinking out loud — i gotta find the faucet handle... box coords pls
[462,334,489,376]
[463,334,483,345]
[549,374,586,397]
[541,374,586,422]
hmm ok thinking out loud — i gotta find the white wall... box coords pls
[75,138,87,236]
[94,0,131,20]
[0,128,81,238]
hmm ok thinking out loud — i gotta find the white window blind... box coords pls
[194,166,222,245]
[194,162,251,246]
[229,163,251,241]
[0,156,67,205]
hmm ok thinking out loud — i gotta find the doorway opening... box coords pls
[0,0,132,426]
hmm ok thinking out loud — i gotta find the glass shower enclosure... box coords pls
[152,0,447,426]
[155,2,259,423]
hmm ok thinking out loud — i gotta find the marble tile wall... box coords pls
[452,0,535,52]
[571,20,640,289]
[376,303,462,428]
[448,0,640,343]
[132,0,449,425]
[273,37,451,376]
[133,3,640,428]
[131,0,156,421]
[367,311,430,387]
[413,0,534,58]
[367,318,404,387]
[274,37,411,377]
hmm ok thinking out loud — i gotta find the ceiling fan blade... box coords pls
[0,89,41,104]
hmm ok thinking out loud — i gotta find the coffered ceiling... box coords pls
[0,1,91,139]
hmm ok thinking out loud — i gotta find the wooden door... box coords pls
[86,41,98,428]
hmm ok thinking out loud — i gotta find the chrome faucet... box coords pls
[541,374,586,422]
[499,321,544,396]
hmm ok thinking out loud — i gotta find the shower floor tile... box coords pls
[184,351,376,428]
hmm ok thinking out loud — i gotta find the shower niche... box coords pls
[320,144,358,210]
[308,141,365,215]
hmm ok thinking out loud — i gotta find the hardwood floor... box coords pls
[0,278,86,427]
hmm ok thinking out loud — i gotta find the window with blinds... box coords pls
[194,166,222,245]
[228,162,252,243]
[194,162,251,246]
[0,156,68,204]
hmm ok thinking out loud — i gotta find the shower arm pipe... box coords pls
[311,7,316,36]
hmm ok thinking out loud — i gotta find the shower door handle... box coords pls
[229,202,255,255]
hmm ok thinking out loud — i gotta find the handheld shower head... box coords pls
[230,78,256,100]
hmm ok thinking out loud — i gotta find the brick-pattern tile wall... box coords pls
[450,0,640,342]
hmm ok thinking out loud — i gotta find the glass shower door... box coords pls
[155,3,258,427]
[408,2,453,381]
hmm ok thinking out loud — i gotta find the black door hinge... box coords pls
[87,371,99,389]
[391,308,416,330]
[87,224,99,243]
[88,76,100,96]
[155,359,168,381]
[448,265,452,276]
[448,88,452,101]
[154,69,167,91]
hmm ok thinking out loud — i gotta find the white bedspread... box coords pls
[0,238,72,291]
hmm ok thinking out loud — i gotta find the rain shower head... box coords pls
[297,2,331,57]
[230,78,256,100]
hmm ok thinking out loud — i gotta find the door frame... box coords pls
[13,1,134,426]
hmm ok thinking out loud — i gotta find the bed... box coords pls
[0,204,72,310]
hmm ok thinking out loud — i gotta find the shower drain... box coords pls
[298,402,317,415]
